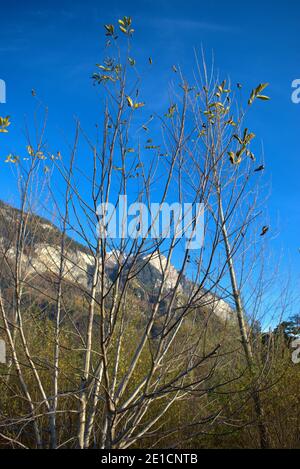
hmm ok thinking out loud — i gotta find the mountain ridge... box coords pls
[0,200,234,323]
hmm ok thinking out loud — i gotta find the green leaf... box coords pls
[255,83,269,94]
[104,24,115,36]
[27,145,34,156]
[118,17,133,35]
[128,57,136,66]
[256,95,270,101]
[233,134,243,145]
[165,104,176,118]
[5,154,19,163]
[228,151,241,165]
[0,115,11,133]
[249,83,270,105]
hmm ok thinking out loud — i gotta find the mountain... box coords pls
[0,200,234,323]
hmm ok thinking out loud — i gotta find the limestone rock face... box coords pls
[133,254,177,294]
[30,244,95,288]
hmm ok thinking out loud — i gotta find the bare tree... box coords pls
[185,56,273,447]
[0,17,287,450]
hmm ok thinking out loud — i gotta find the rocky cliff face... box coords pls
[0,201,234,322]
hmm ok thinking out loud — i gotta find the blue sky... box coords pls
[0,0,299,305]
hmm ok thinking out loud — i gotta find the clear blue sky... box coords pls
[0,0,299,296]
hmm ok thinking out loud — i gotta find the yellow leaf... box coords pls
[133,102,145,109]
[126,96,134,108]
[5,154,19,163]
[27,145,34,156]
